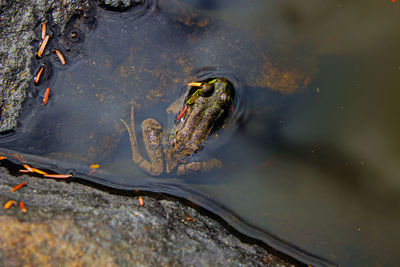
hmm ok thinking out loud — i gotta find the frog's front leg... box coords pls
[177,158,222,176]
[121,103,165,176]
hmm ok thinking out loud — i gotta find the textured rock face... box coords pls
[0,0,92,132]
[99,0,142,11]
[0,166,297,266]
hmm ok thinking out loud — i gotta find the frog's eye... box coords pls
[201,84,214,96]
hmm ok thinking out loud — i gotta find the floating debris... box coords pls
[176,105,187,120]
[43,173,72,179]
[22,164,34,172]
[34,66,44,85]
[31,167,48,175]
[42,87,50,105]
[54,49,66,65]
[41,21,47,40]
[187,82,202,87]
[37,35,49,57]
[14,154,25,162]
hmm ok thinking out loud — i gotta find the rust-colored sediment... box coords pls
[249,56,313,94]
[0,216,116,266]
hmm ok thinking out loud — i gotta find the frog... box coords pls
[121,78,234,176]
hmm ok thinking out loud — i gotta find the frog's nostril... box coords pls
[220,93,227,102]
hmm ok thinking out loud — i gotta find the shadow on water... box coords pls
[1,0,400,266]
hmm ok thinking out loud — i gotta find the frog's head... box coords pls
[184,77,234,132]
[186,78,234,109]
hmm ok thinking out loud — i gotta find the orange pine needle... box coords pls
[187,82,202,87]
[34,66,44,85]
[43,173,72,179]
[41,21,47,40]
[32,168,48,175]
[37,34,49,57]
[14,154,25,162]
[54,49,66,65]
[19,201,27,212]
[4,200,17,209]
[88,164,100,175]
[0,156,7,160]
[23,164,34,172]
[11,182,27,192]
[138,196,144,206]
[42,87,50,105]
[176,105,187,120]
[19,169,30,173]
[186,217,194,221]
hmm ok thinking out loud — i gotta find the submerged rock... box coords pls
[0,166,298,266]
[99,0,142,11]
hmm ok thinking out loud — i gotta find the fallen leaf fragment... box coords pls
[42,87,50,105]
[187,82,202,87]
[37,34,49,57]
[11,182,27,192]
[54,49,66,65]
[34,66,44,85]
[31,168,48,175]
[43,173,72,179]
[138,196,144,206]
[41,21,47,40]
[22,164,34,172]
[19,201,27,212]
[14,154,25,162]
[176,105,187,120]
[4,200,17,209]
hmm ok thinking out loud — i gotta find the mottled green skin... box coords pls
[122,78,234,176]
[165,78,233,173]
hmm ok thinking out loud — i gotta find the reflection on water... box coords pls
[1,0,400,266]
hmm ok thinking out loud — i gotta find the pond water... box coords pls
[1,0,400,266]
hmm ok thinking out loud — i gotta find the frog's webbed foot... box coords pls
[176,158,222,176]
[121,103,165,176]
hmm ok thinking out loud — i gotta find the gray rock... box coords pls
[99,0,142,11]
[0,165,298,266]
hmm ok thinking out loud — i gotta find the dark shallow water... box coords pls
[1,0,400,266]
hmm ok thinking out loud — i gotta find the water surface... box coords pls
[1,0,400,266]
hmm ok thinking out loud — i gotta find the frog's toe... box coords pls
[177,158,222,176]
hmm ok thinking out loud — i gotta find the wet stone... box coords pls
[99,0,142,12]
[0,166,298,266]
